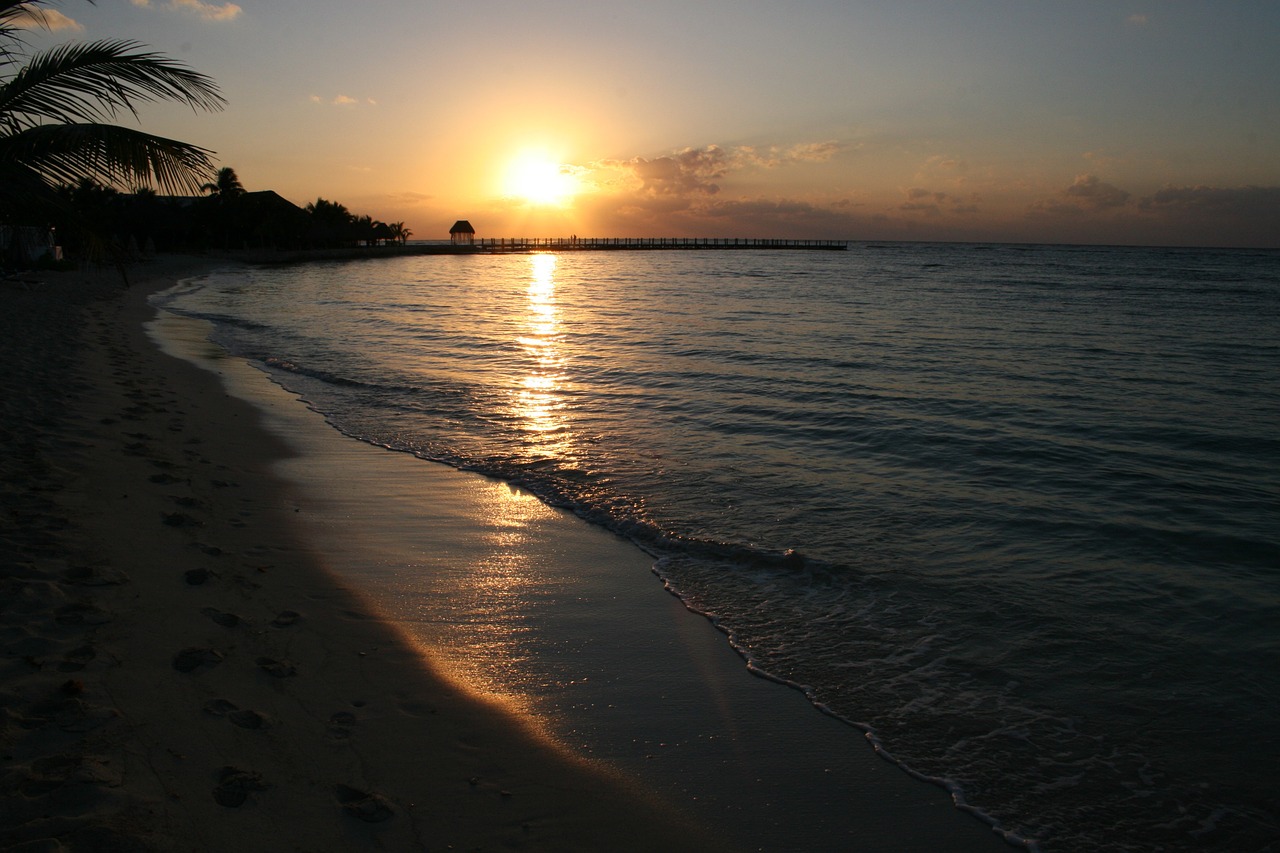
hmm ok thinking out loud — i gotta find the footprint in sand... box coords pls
[172,647,223,673]
[255,657,297,678]
[213,767,268,807]
[328,711,357,739]
[202,699,271,730]
[183,568,216,586]
[228,709,270,729]
[54,601,113,626]
[333,785,394,822]
[61,565,129,586]
[57,645,96,672]
[270,610,301,628]
[201,607,241,628]
[54,698,120,732]
[202,698,239,716]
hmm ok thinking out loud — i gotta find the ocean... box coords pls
[154,243,1280,851]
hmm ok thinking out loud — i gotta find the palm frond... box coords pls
[0,38,224,131]
[1,121,217,195]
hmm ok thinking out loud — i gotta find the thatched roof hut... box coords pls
[449,220,475,245]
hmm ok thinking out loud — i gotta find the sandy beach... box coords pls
[0,255,733,852]
[1,255,1011,852]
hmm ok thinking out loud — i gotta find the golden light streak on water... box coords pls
[515,254,572,457]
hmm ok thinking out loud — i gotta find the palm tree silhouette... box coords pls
[0,0,225,222]
[388,221,411,245]
[201,166,244,199]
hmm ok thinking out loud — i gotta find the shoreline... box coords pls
[2,254,1011,851]
[1,256,720,851]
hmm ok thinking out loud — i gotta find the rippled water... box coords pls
[157,243,1280,851]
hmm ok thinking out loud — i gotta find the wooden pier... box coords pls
[240,237,847,266]
[476,236,847,252]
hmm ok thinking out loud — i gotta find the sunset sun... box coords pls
[504,152,578,206]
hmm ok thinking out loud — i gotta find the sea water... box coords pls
[154,243,1280,851]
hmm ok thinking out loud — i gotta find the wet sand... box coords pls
[1,255,1012,851]
[0,256,719,851]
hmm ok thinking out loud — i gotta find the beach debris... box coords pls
[213,766,268,808]
[334,785,393,822]
[172,647,223,673]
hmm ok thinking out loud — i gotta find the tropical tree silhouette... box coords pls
[0,0,225,224]
[388,221,411,245]
[304,197,354,247]
[198,165,245,248]
[201,165,244,199]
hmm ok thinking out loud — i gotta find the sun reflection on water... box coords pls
[515,254,572,458]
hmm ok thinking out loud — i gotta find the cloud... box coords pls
[1031,174,1131,217]
[899,187,979,217]
[1063,174,1131,210]
[1135,185,1280,247]
[9,8,84,30]
[921,155,968,173]
[736,141,843,168]
[598,140,843,201]
[603,145,730,198]
[311,94,375,107]
[1022,179,1280,247]
[1139,184,1280,221]
[133,0,242,21]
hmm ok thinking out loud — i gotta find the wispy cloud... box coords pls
[1031,174,1131,216]
[737,141,843,168]
[1139,184,1280,220]
[1063,174,1131,210]
[900,187,979,216]
[9,8,84,30]
[595,141,843,200]
[311,94,376,107]
[132,0,242,22]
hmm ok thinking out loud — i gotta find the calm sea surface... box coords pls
[156,243,1280,851]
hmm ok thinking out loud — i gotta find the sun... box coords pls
[504,152,578,206]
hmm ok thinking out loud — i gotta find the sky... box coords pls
[19,0,1280,247]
